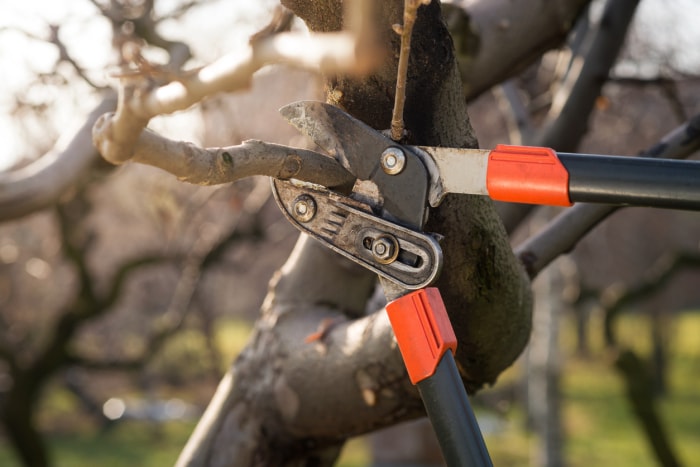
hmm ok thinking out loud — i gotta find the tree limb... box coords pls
[596,250,698,467]
[100,255,175,309]
[99,128,355,188]
[534,0,641,151]
[443,0,592,100]
[93,0,380,166]
[603,251,700,348]
[0,94,117,222]
[494,0,640,233]
[614,350,682,467]
[516,113,700,278]
[178,2,533,464]
[177,236,388,467]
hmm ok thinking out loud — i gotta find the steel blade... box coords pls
[280,101,396,180]
[414,146,491,207]
[281,101,431,228]
[279,101,345,161]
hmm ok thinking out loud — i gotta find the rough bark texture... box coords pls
[286,0,532,390]
[177,1,532,465]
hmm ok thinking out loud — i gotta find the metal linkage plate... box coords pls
[272,179,443,290]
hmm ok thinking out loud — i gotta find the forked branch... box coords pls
[93,1,379,170]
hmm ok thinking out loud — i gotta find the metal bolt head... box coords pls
[380,147,406,175]
[293,195,316,223]
[371,235,399,264]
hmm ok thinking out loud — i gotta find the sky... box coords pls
[0,0,699,171]
[0,0,276,170]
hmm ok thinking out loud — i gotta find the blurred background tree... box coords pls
[0,0,699,466]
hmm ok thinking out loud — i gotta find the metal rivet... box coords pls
[293,195,316,223]
[380,147,406,175]
[371,235,399,264]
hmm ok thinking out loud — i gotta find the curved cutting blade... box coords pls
[280,101,430,229]
[280,101,394,180]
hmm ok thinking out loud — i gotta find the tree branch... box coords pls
[443,0,592,100]
[492,79,533,145]
[93,0,380,166]
[100,255,175,309]
[494,0,640,234]
[516,113,700,278]
[98,128,355,188]
[179,2,534,464]
[390,0,431,140]
[534,0,641,151]
[603,251,700,348]
[614,350,682,467]
[176,236,406,467]
[0,94,117,222]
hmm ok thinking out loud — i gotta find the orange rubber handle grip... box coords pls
[386,288,457,385]
[487,144,572,206]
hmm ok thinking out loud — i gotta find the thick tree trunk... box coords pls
[285,0,533,393]
[526,252,564,467]
[615,350,681,467]
[177,2,532,465]
[1,374,50,467]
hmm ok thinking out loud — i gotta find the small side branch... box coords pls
[99,128,355,188]
[602,251,700,348]
[390,0,430,141]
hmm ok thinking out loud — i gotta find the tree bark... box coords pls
[526,250,564,467]
[444,0,592,100]
[285,0,533,392]
[177,1,532,465]
[1,377,50,467]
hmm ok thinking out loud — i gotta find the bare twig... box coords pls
[47,24,104,89]
[390,0,430,141]
[0,24,102,89]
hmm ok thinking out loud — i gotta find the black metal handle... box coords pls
[559,153,700,210]
[416,352,493,467]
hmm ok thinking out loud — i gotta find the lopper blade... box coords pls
[280,101,431,228]
[280,101,398,180]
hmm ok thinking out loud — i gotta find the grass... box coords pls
[0,313,698,466]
